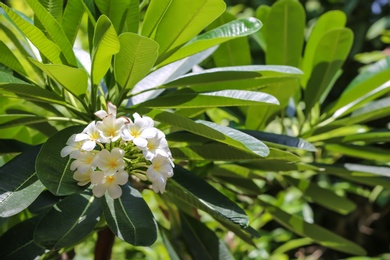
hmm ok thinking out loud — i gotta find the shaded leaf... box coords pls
[61,0,85,45]
[0,41,27,76]
[141,0,172,37]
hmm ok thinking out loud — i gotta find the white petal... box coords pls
[93,184,107,197]
[141,128,157,139]
[108,185,122,199]
[77,164,92,174]
[107,102,117,117]
[81,140,96,151]
[95,110,108,119]
[90,171,105,184]
[60,146,74,157]
[133,137,147,147]
[115,171,129,185]
[74,133,90,142]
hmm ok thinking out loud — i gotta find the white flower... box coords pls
[96,114,127,142]
[94,102,117,119]
[146,153,174,193]
[95,148,125,175]
[90,170,129,199]
[121,113,156,148]
[75,121,108,150]
[70,151,97,174]
[60,134,84,157]
[73,169,92,186]
[142,129,171,160]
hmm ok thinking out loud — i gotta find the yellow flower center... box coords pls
[106,175,115,184]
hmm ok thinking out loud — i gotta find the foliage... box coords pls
[0,0,390,259]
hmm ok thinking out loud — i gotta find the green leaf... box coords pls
[0,146,45,217]
[34,190,102,249]
[342,130,390,144]
[301,10,347,87]
[0,217,45,260]
[91,15,120,85]
[284,176,356,215]
[101,184,157,246]
[37,0,63,22]
[168,165,249,227]
[180,213,234,260]
[273,238,313,255]
[159,17,261,66]
[36,125,86,196]
[153,0,226,60]
[265,0,305,67]
[0,3,62,64]
[61,0,85,45]
[327,56,390,118]
[26,0,77,66]
[253,5,270,51]
[197,120,270,157]
[114,33,159,90]
[160,227,181,260]
[29,59,88,96]
[123,0,140,33]
[141,0,172,37]
[139,89,279,109]
[325,144,390,162]
[259,197,366,255]
[0,41,27,76]
[207,12,252,66]
[304,28,353,115]
[0,83,66,105]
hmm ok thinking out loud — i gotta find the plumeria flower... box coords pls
[121,113,157,148]
[75,121,108,151]
[96,115,128,142]
[146,153,174,193]
[90,170,129,199]
[73,169,92,186]
[95,148,125,175]
[70,151,97,174]
[60,134,84,157]
[142,129,171,160]
[94,102,117,119]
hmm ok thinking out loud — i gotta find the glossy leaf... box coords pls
[284,176,356,215]
[0,83,66,105]
[26,0,77,66]
[34,190,102,249]
[140,89,279,109]
[259,198,366,255]
[91,15,120,85]
[61,0,85,44]
[328,56,390,117]
[95,0,137,33]
[101,184,157,246]
[265,0,305,67]
[0,217,45,260]
[29,59,88,96]
[301,10,347,87]
[304,28,353,115]
[37,0,63,22]
[253,5,270,51]
[0,146,45,217]
[141,0,172,37]
[114,33,159,90]
[159,17,261,66]
[154,0,226,60]
[207,12,252,66]
[0,41,27,76]
[36,125,86,196]
[168,165,249,227]
[0,3,62,64]
[181,213,234,260]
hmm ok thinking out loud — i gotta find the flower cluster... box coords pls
[60,102,174,199]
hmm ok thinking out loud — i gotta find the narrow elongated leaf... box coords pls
[61,0,85,44]
[29,59,88,96]
[94,0,136,33]
[259,198,366,255]
[253,5,270,51]
[342,130,390,144]
[207,12,252,66]
[139,89,279,109]
[114,33,159,90]
[26,0,77,66]
[160,227,181,260]
[159,17,261,66]
[101,184,157,246]
[37,0,63,22]
[123,0,140,33]
[0,83,66,105]
[325,144,390,162]
[141,0,172,37]
[167,165,249,227]
[0,41,27,76]
[34,190,102,249]
[0,217,45,260]
[154,0,226,60]
[304,28,353,114]
[284,176,356,215]
[327,56,390,117]
[181,213,234,260]
[91,15,120,85]
[265,0,305,67]
[0,3,62,64]
[301,10,347,87]
[0,146,45,217]
[36,125,86,196]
